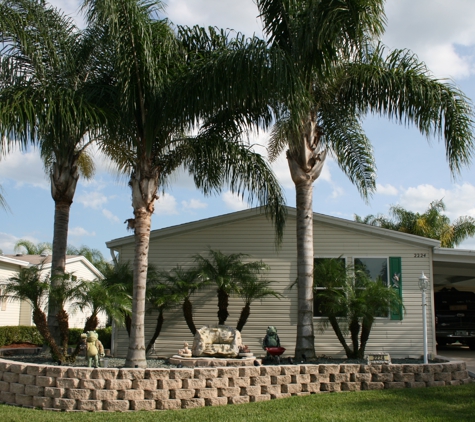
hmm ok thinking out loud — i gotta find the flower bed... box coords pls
[0,357,471,411]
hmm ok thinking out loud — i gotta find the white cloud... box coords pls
[0,149,48,189]
[222,191,248,211]
[0,232,21,254]
[154,193,179,215]
[182,199,207,210]
[69,227,95,237]
[102,209,120,223]
[376,184,399,196]
[76,191,109,210]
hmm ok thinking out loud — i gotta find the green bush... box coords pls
[68,326,112,349]
[0,326,44,347]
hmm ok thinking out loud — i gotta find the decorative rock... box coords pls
[192,325,242,358]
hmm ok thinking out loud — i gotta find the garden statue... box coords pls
[178,341,192,357]
[263,326,281,349]
[192,325,242,357]
[85,330,105,367]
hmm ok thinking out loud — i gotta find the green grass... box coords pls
[1,383,475,421]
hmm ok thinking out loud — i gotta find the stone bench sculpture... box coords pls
[192,325,242,358]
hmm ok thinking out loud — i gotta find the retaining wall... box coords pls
[0,358,471,411]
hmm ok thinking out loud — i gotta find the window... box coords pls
[313,256,403,320]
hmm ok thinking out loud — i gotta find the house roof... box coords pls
[106,206,441,249]
[0,254,103,279]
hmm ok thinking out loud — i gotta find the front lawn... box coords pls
[1,383,474,421]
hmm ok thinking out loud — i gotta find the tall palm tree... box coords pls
[355,199,475,248]
[0,0,108,344]
[83,0,287,368]
[254,0,473,359]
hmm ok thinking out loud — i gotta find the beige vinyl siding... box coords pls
[0,263,23,326]
[112,212,436,359]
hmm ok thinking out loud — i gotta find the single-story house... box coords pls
[0,253,105,329]
[106,207,475,359]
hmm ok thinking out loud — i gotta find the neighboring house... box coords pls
[0,254,105,329]
[106,207,475,359]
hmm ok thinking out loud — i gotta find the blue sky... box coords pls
[1,0,475,259]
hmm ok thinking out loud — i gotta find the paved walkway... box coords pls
[436,344,475,376]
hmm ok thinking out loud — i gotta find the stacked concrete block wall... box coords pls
[0,358,471,411]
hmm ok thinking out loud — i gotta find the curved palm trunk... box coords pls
[236,302,251,332]
[125,166,159,368]
[349,317,360,357]
[217,288,229,325]
[288,117,327,360]
[183,298,196,335]
[146,307,164,354]
[33,308,62,361]
[358,317,374,359]
[48,157,79,347]
[328,316,353,358]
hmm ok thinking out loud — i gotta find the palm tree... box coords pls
[314,258,403,359]
[155,265,206,336]
[0,266,62,359]
[234,268,281,332]
[355,199,475,248]
[253,0,473,359]
[194,249,269,326]
[14,239,52,256]
[0,184,9,211]
[83,0,287,368]
[0,0,108,344]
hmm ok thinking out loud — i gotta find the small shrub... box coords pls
[0,326,44,347]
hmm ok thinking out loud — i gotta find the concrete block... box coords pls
[452,371,469,380]
[382,365,403,374]
[445,380,462,386]
[218,367,239,378]
[218,387,240,397]
[341,382,361,391]
[261,384,280,395]
[130,400,156,411]
[307,383,320,393]
[67,388,91,400]
[0,362,12,371]
[271,375,291,385]
[0,380,10,392]
[169,368,193,379]
[204,397,229,407]
[10,383,25,394]
[195,388,218,399]
[9,363,28,374]
[229,377,250,387]
[320,382,341,392]
[159,378,181,389]
[132,379,158,390]
[44,387,65,398]
[36,376,56,387]
[281,383,302,394]
[228,395,250,405]
[105,379,132,390]
[415,373,434,383]
[206,377,228,388]
[156,399,182,410]
[260,366,281,376]
[293,374,310,384]
[77,400,103,411]
[45,367,67,378]
[280,365,299,375]
[351,373,371,382]
[170,388,195,400]
[93,389,118,400]
[405,381,426,388]
[319,365,340,374]
[271,392,291,400]
[18,374,35,385]
[250,394,271,402]
[144,389,169,400]
[393,373,415,382]
[372,373,393,382]
[33,396,52,409]
[54,398,76,411]
[91,369,119,380]
[24,384,44,396]
[330,373,350,383]
[314,374,329,383]
[103,400,130,412]
[26,365,46,376]
[0,391,16,403]
[118,368,144,380]
[145,368,170,380]
[361,382,384,390]
[240,386,261,396]
[250,376,271,386]
[403,364,424,374]
[299,365,319,375]
[3,372,19,383]
[67,368,93,379]
[15,393,33,407]
[118,389,144,400]
[239,367,260,377]
[182,378,206,389]
[194,368,218,379]
[181,398,206,409]
[425,364,443,374]
[340,364,360,373]
[56,378,80,389]
[80,379,106,389]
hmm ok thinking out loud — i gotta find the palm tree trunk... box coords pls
[33,308,63,360]
[83,313,99,333]
[328,315,354,358]
[48,158,79,346]
[236,303,251,332]
[56,309,69,354]
[358,317,374,359]
[349,317,360,357]
[125,166,159,368]
[146,308,164,354]
[183,298,196,335]
[217,288,229,325]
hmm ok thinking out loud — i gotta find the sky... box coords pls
[1,0,475,259]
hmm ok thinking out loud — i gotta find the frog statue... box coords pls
[262,326,281,349]
[85,331,105,368]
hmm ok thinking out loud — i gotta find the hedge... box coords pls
[0,326,112,349]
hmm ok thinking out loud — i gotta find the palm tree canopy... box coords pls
[14,239,52,255]
[355,199,475,248]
